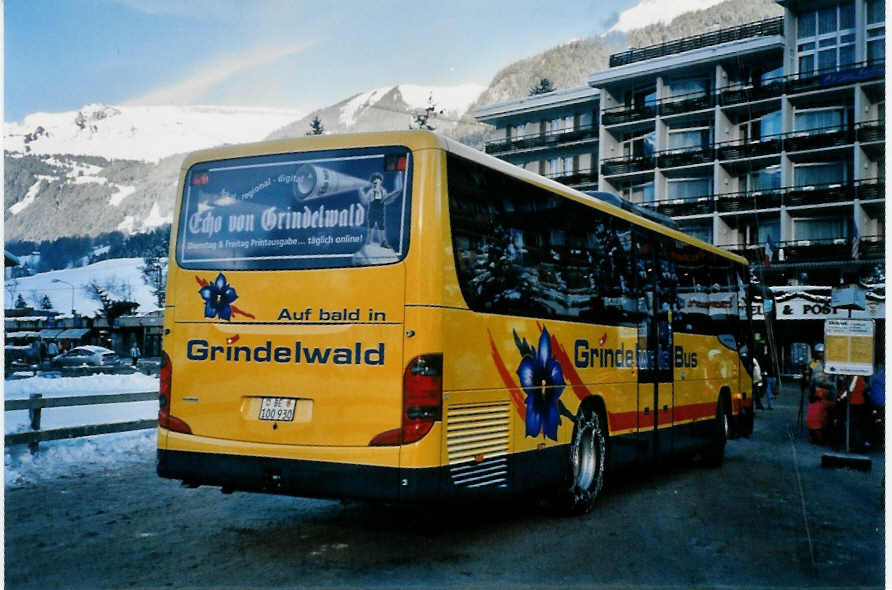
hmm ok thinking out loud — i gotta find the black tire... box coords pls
[704,395,729,466]
[559,407,607,515]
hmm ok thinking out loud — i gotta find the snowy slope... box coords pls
[5,258,160,315]
[4,104,303,163]
[607,0,726,34]
[337,83,485,127]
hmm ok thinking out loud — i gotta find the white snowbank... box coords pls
[4,373,159,488]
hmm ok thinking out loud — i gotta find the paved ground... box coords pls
[5,382,885,589]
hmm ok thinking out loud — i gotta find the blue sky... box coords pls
[4,0,635,122]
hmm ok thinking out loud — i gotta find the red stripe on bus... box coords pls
[488,330,526,419]
[546,330,590,401]
[609,411,637,432]
[673,401,717,422]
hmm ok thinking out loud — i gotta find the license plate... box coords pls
[258,397,296,422]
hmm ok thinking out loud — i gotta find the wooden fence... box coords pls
[5,392,158,454]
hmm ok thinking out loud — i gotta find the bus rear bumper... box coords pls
[158,448,408,501]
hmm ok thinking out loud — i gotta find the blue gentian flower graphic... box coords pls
[199,273,238,320]
[515,328,565,441]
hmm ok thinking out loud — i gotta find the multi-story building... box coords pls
[473,0,885,372]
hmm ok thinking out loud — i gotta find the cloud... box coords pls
[124,41,311,106]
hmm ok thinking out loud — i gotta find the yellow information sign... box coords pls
[824,319,875,376]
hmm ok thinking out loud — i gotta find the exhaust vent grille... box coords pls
[446,401,510,488]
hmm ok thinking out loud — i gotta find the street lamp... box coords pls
[51,278,75,315]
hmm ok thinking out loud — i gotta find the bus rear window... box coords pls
[176,146,412,270]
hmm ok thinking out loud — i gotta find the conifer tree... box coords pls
[306,115,325,135]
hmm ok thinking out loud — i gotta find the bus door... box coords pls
[635,234,675,460]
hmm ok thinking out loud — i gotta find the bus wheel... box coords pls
[704,395,729,467]
[561,407,606,515]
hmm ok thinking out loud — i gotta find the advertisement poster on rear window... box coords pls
[177,146,412,270]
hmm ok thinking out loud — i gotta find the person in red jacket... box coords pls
[806,387,836,445]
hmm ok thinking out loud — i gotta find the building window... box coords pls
[667,177,713,200]
[793,161,847,187]
[796,2,856,76]
[667,127,712,151]
[794,107,844,133]
[867,0,885,64]
[626,182,655,203]
[547,115,574,135]
[546,156,574,177]
[679,222,713,243]
[667,77,710,98]
[622,131,655,158]
[793,217,848,240]
[748,165,782,191]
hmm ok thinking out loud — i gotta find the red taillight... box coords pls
[158,350,192,434]
[369,353,442,446]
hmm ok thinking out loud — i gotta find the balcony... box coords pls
[656,145,714,169]
[545,167,598,188]
[641,195,715,217]
[856,119,885,143]
[719,78,785,106]
[658,90,714,116]
[784,59,885,95]
[715,189,783,213]
[784,125,853,153]
[601,155,655,176]
[601,104,656,126]
[855,178,884,200]
[484,124,597,155]
[714,179,883,213]
[716,135,782,161]
[608,17,783,68]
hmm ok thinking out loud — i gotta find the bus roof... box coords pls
[178,130,747,267]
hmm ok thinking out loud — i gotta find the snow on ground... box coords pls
[5,372,159,488]
[606,0,725,34]
[4,104,304,163]
[4,257,159,315]
[338,83,485,127]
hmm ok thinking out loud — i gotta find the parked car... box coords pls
[52,345,121,369]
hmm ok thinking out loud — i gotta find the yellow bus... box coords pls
[157,130,755,513]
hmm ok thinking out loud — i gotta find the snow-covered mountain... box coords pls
[4,104,303,163]
[607,0,726,34]
[267,83,485,140]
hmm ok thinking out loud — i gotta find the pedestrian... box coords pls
[806,386,836,445]
[845,374,869,451]
[807,343,834,396]
[46,340,59,359]
[130,342,141,367]
[753,355,764,410]
[760,348,775,410]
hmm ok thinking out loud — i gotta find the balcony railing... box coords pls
[784,124,853,152]
[544,167,598,186]
[602,90,713,126]
[717,60,885,107]
[856,119,885,143]
[721,235,885,264]
[715,124,855,161]
[601,155,655,176]
[658,90,714,116]
[484,124,597,154]
[640,179,883,216]
[608,17,783,68]
[716,133,784,161]
[718,79,785,106]
[601,104,656,126]
[786,59,885,93]
[655,144,714,169]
